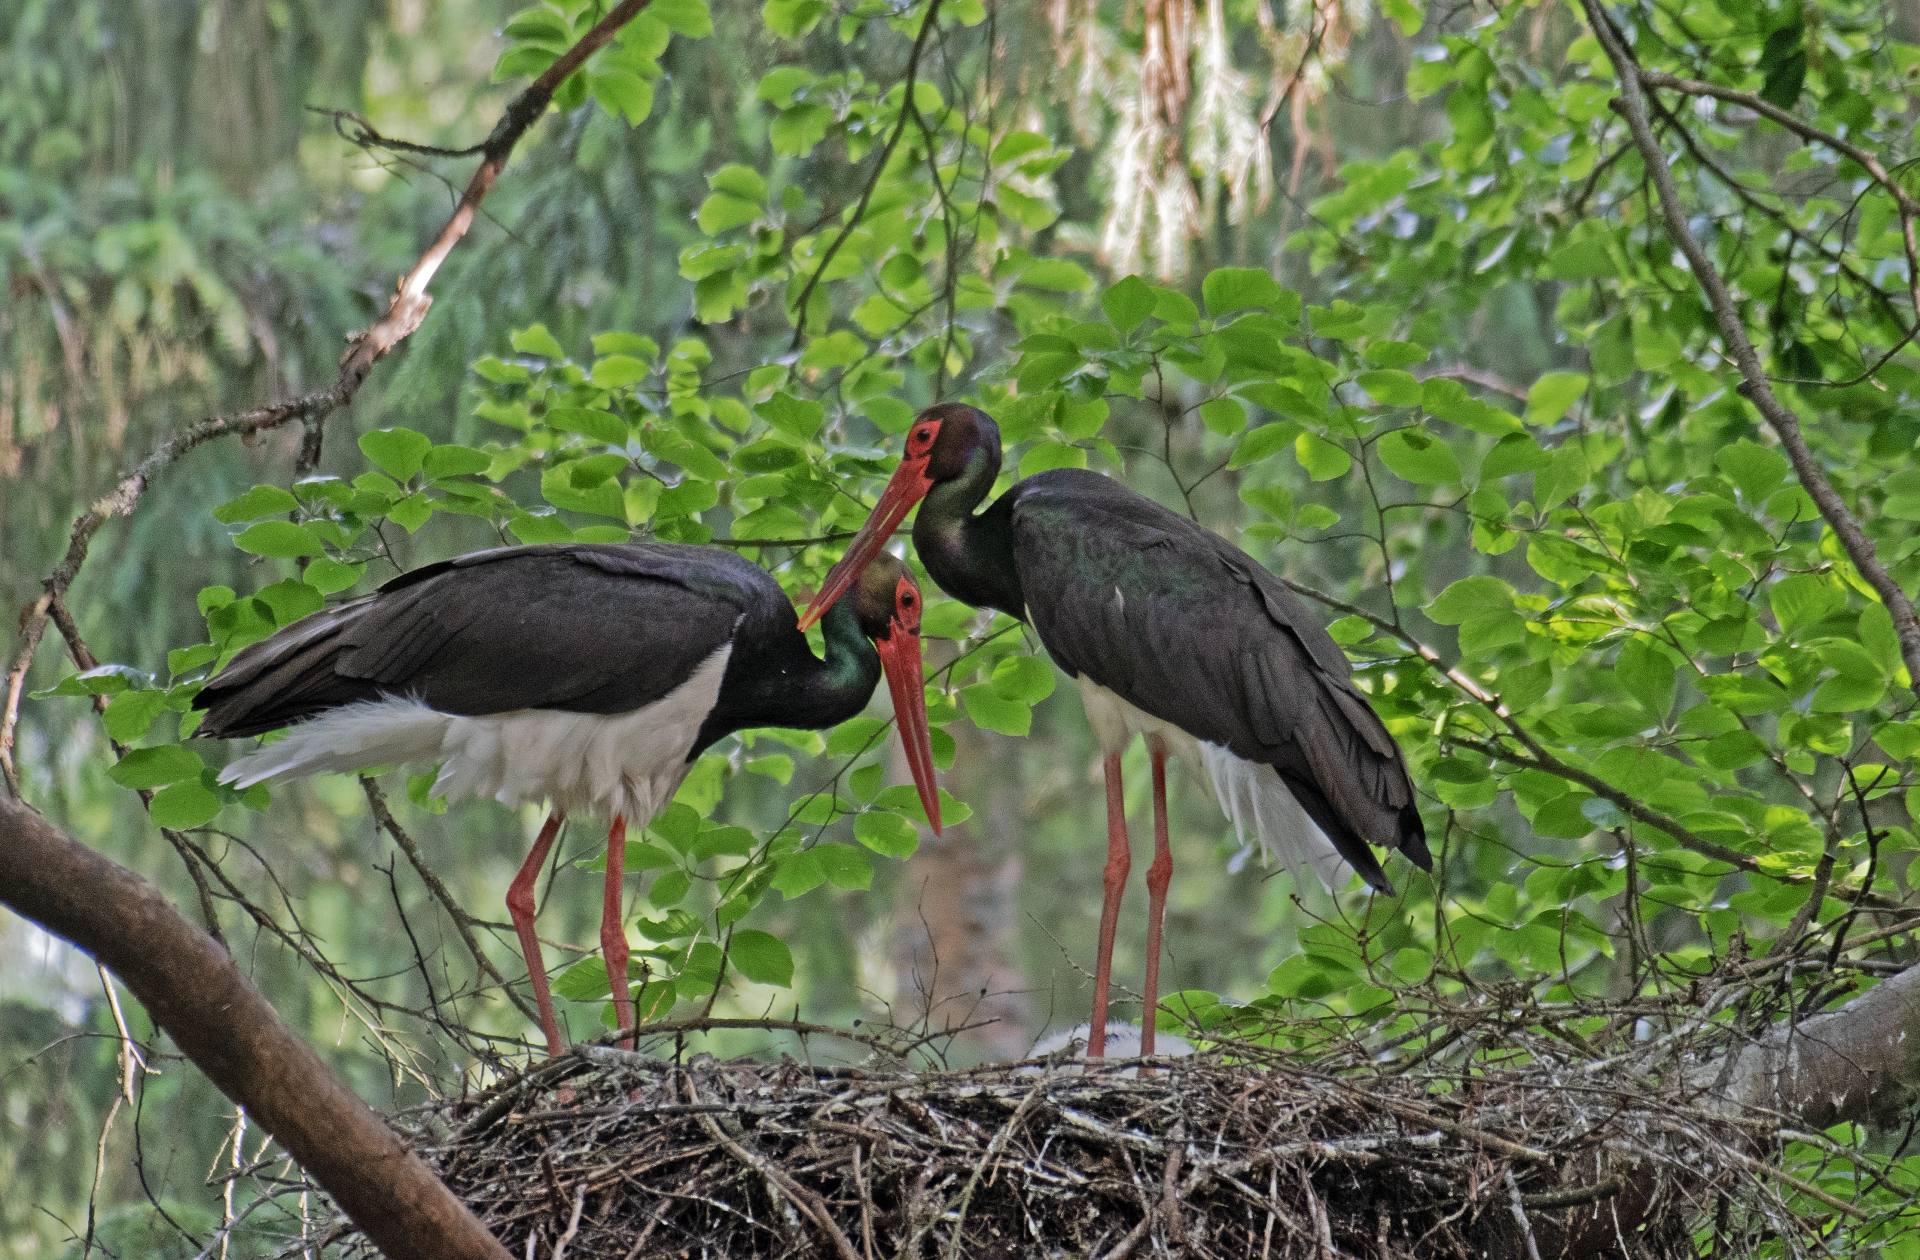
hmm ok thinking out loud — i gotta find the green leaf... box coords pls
[697,192,762,234]
[493,43,560,80]
[503,8,571,44]
[213,485,298,523]
[874,785,971,828]
[1533,443,1589,511]
[1101,276,1155,334]
[1812,673,1886,714]
[591,69,655,124]
[1376,427,1460,484]
[1382,0,1422,36]
[763,0,828,37]
[167,643,219,676]
[1202,267,1284,315]
[1758,19,1806,109]
[854,810,919,858]
[104,690,168,743]
[423,445,493,478]
[1362,340,1428,369]
[1019,441,1087,477]
[110,745,206,790]
[1428,576,1515,625]
[233,521,325,559]
[255,579,323,627]
[590,355,650,389]
[815,843,873,890]
[1020,259,1093,292]
[554,957,612,1001]
[649,868,692,907]
[358,428,433,481]
[301,557,360,595]
[772,101,832,155]
[1294,433,1351,481]
[728,929,793,986]
[547,406,628,445]
[1357,369,1422,407]
[652,0,714,36]
[1697,729,1768,771]
[1198,398,1246,436]
[1617,638,1676,716]
[1229,423,1300,470]
[149,780,223,829]
[961,684,1030,735]
[1769,573,1844,635]
[771,850,826,897]
[991,655,1056,704]
[1525,372,1588,425]
[1481,432,1552,480]
[510,323,568,359]
[1715,439,1790,502]
[759,392,825,442]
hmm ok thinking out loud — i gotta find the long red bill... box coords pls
[798,459,933,632]
[875,622,942,836]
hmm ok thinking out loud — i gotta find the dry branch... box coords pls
[1580,0,1920,695]
[0,795,512,1260]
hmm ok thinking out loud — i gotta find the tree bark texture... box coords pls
[1721,958,1920,1129]
[0,796,512,1260]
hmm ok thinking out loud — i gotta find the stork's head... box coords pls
[798,404,998,634]
[847,552,923,644]
[832,552,941,836]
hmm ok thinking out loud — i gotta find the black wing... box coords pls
[1009,469,1429,887]
[195,544,779,738]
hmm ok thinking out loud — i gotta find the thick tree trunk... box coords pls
[0,796,511,1260]
[1719,959,1920,1128]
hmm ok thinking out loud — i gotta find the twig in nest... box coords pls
[684,1070,862,1260]
[1506,1169,1546,1260]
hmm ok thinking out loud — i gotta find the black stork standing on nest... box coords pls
[194,542,941,1056]
[801,403,1430,1057]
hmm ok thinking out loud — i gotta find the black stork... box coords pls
[194,542,941,1056]
[800,403,1430,1057]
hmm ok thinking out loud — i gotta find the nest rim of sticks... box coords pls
[275,1012,1868,1260]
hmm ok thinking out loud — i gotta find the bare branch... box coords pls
[1582,3,1920,695]
[0,795,512,1260]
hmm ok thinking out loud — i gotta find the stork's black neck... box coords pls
[912,440,1027,620]
[694,597,879,753]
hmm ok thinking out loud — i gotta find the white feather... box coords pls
[1074,675,1348,893]
[218,645,733,824]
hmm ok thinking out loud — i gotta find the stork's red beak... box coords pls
[798,456,934,632]
[874,618,942,836]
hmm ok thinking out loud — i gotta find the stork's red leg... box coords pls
[1142,740,1173,1060]
[1089,752,1131,1058]
[602,815,635,1049]
[506,811,566,1057]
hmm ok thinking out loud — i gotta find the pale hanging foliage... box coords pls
[1190,0,1274,230]
[1051,0,1354,280]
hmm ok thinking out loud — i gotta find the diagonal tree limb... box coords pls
[0,796,512,1260]
[1,0,654,799]
[1279,577,1903,909]
[1581,0,1920,697]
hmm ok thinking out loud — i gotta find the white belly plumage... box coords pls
[217,645,733,824]
[1074,675,1349,892]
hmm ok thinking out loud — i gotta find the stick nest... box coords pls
[305,1034,1792,1260]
